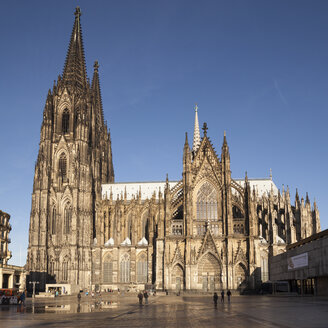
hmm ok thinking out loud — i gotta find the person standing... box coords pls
[144,291,149,305]
[213,292,218,307]
[138,291,143,305]
[227,290,231,303]
[221,290,225,303]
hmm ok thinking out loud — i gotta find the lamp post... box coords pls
[29,281,40,298]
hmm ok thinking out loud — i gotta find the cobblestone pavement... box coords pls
[0,294,327,327]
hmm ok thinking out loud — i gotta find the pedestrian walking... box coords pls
[227,290,231,303]
[144,290,149,305]
[77,292,81,302]
[213,292,218,307]
[20,290,26,307]
[138,291,143,305]
[221,290,225,303]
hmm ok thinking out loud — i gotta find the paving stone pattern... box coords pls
[0,295,328,328]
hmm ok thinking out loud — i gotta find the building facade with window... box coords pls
[0,210,25,290]
[27,8,321,293]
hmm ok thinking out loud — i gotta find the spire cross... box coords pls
[202,122,208,136]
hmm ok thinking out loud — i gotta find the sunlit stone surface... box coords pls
[0,294,327,327]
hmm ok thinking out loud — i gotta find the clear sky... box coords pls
[1,0,327,266]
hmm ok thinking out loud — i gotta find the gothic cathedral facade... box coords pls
[27,8,320,293]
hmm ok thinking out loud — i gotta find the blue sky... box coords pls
[1,0,327,265]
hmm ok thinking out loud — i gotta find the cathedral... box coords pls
[27,8,321,293]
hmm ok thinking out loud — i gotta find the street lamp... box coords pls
[29,281,40,298]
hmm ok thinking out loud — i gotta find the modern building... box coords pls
[0,210,11,265]
[27,7,321,293]
[270,229,328,296]
[0,210,25,290]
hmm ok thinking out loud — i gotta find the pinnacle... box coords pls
[184,132,189,145]
[94,60,99,72]
[92,60,105,126]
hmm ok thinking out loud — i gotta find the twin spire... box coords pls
[62,7,87,90]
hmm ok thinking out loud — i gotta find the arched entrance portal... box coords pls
[235,263,247,290]
[172,264,184,292]
[198,253,221,292]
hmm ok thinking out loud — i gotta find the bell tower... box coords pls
[27,7,114,292]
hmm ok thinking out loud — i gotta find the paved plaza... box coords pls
[0,294,327,327]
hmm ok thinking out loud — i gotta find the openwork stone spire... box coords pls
[62,7,87,90]
[92,60,105,125]
[192,104,201,153]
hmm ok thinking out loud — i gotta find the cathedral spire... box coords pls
[62,7,87,90]
[92,60,105,124]
[221,130,230,158]
[192,104,201,153]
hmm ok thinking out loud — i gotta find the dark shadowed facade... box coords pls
[27,8,321,293]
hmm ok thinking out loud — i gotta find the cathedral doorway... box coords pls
[172,264,184,292]
[198,253,221,291]
[202,275,208,292]
[235,263,247,290]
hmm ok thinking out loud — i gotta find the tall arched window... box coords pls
[196,182,218,221]
[120,253,130,283]
[59,153,67,180]
[51,207,56,235]
[64,206,71,234]
[103,254,113,284]
[49,260,55,276]
[127,214,132,242]
[62,109,70,133]
[137,253,148,283]
[62,260,68,282]
[142,214,149,242]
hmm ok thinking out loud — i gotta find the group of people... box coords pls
[137,290,149,305]
[213,290,231,307]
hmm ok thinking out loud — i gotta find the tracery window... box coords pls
[49,261,55,276]
[137,253,148,283]
[59,153,67,180]
[233,224,244,234]
[51,207,56,234]
[103,255,113,284]
[120,253,130,283]
[64,206,71,234]
[233,205,244,219]
[127,214,132,242]
[62,109,70,134]
[62,260,68,281]
[142,214,149,242]
[172,223,183,235]
[196,182,218,221]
